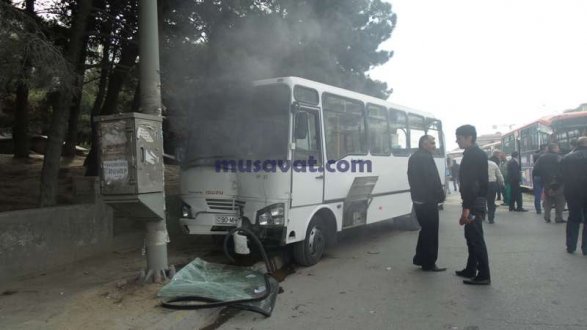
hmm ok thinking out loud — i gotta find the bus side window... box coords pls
[389,109,409,155]
[293,111,321,164]
[426,119,444,157]
[367,104,391,156]
[323,93,367,161]
[408,113,426,153]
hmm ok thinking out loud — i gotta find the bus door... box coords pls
[290,106,324,207]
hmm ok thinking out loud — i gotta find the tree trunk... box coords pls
[63,38,90,158]
[39,0,93,207]
[84,33,113,176]
[84,7,113,175]
[12,0,35,159]
[64,0,98,159]
[100,41,139,115]
[62,92,83,158]
[13,81,30,158]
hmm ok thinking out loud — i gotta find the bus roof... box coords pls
[550,111,587,124]
[254,76,438,120]
[502,111,587,137]
[501,115,557,137]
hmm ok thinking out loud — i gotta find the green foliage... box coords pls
[0,2,75,92]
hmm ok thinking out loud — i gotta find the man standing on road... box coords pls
[489,151,502,201]
[500,152,510,206]
[534,143,566,223]
[487,157,504,224]
[560,136,587,255]
[455,125,491,285]
[451,160,460,192]
[408,135,446,272]
[507,151,527,212]
[532,144,548,214]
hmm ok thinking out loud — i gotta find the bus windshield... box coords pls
[183,84,291,166]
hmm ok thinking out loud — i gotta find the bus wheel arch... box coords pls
[314,208,337,247]
[292,208,337,266]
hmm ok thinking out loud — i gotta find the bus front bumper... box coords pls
[179,213,238,235]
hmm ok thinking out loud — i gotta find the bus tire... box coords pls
[293,216,326,266]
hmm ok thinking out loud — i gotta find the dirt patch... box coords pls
[0,248,218,330]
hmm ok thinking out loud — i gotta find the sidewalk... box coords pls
[0,238,228,330]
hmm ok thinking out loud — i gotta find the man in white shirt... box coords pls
[487,159,505,223]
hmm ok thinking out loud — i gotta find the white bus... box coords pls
[179,77,445,266]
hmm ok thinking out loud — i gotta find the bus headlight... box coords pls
[256,203,285,226]
[181,202,194,219]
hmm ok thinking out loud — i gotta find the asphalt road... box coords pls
[216,194,587,330]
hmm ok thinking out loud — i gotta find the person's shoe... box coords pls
[509,209,514,212]
[422,265,447,272]
[501,202,509,206]
[555,219,567,223]
[567,248,575,254]
[488,220,495,224]
[455,269,475,278]
[536,210,542,214]
[544,218,551,223]
[582,250,587,256]
[515,208,528,212]
[463,277,491,285]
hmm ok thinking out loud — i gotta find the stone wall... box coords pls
[0,203,113,282]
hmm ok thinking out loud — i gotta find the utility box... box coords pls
[96,113,165,220]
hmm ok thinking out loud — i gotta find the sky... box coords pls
[370,0,587,150]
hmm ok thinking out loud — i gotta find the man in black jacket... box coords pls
[507,151,527,211]
[408,135,446,271]
[532,144,548,214]
[561,136,587,254]
[533,143,566,223]
[455,125,491,285]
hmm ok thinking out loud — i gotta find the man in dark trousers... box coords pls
[560,136,587,255]
[533,143,566,223]
[455,125,491,285]
[507,151,527,211]
[532,144,548,214]
[451,161,460,192]
[408,135,446,271]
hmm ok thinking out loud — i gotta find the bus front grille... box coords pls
[205,199,245,211]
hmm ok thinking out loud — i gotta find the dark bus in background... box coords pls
[501,117,553,189]
[550,112,587,154]
[501,111,587,190]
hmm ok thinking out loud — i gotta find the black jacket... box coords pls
[407,149,445,204]
[561,146,587,200]
[459,145,488,210]
[533,152,562,187]
[506,158,521,185]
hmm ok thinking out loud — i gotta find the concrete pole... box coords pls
[139,0,162,116]
[138,0,169,282]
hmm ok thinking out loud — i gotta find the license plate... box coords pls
[215,215,239,225]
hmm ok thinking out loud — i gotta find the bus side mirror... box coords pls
[294,112,308,140]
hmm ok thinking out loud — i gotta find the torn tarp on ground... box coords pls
[157,258,279,317]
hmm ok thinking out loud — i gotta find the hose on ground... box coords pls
[223,226,276,274]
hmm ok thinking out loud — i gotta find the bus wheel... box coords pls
[293,216,326,266]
